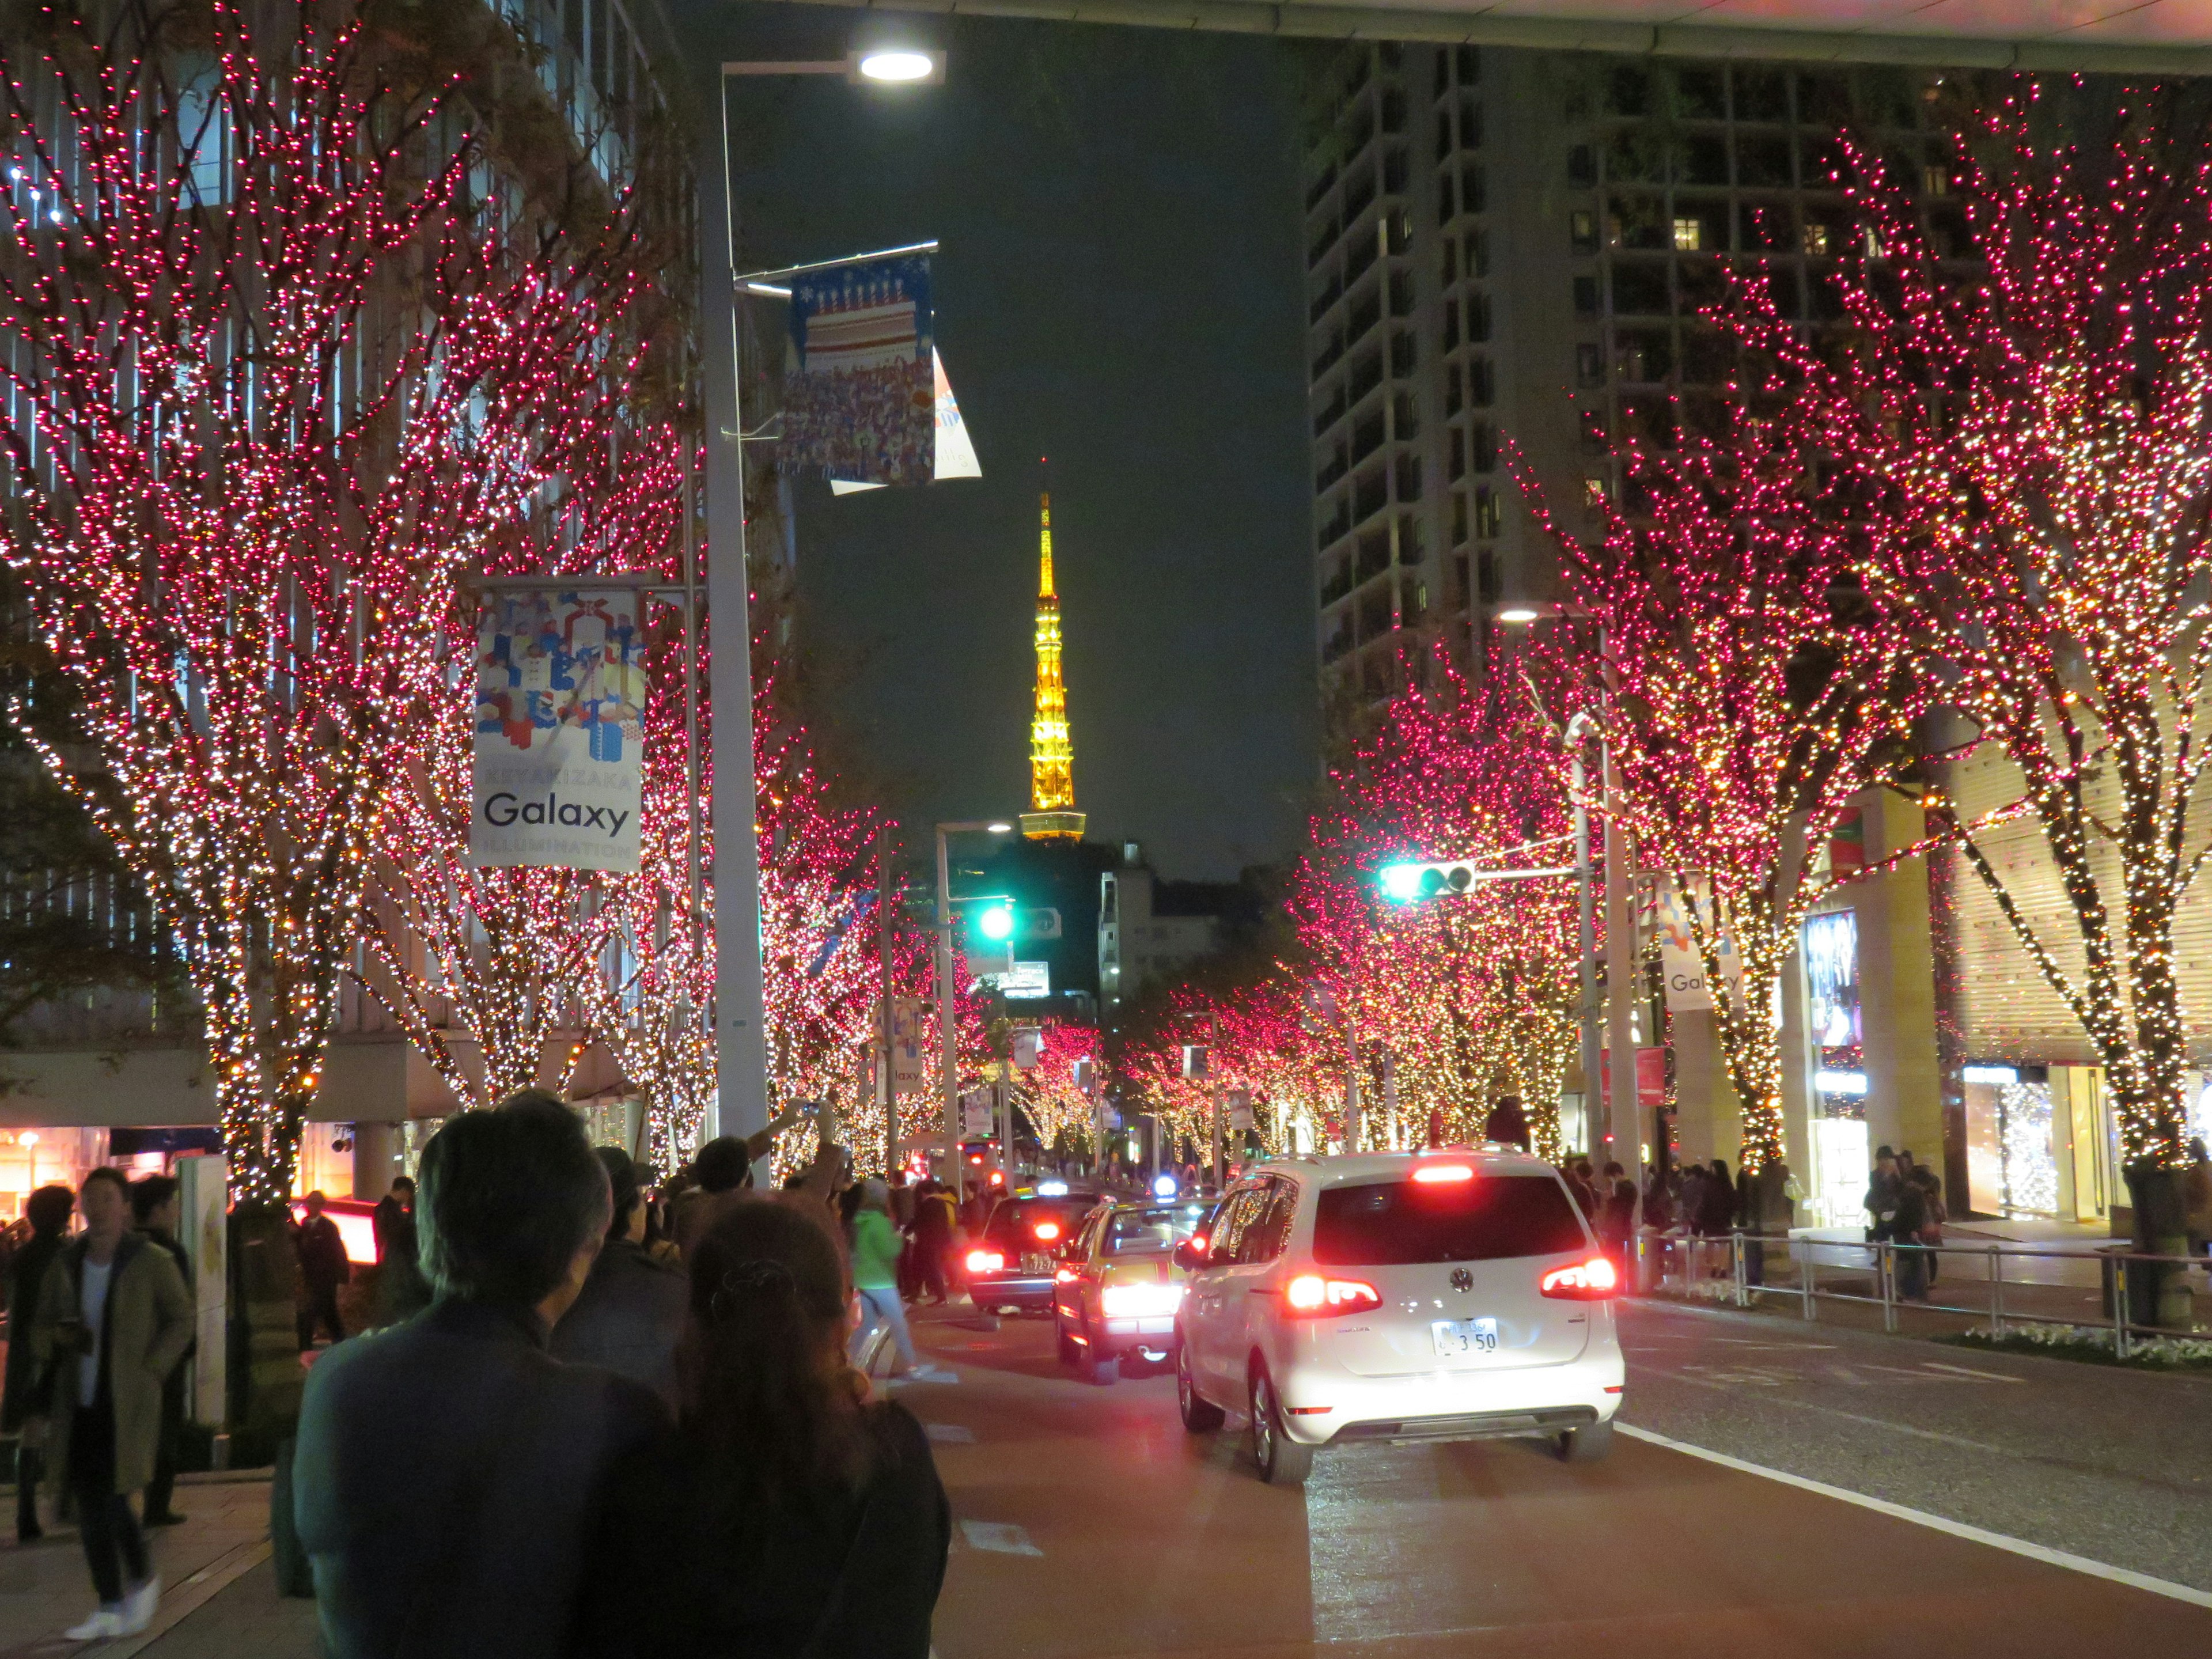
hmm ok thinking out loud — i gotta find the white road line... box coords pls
[959,1520,1043,1557]
[1616,1424,2212,1610]
[926,1422,977,1443]
[1921,1359,2027,1383]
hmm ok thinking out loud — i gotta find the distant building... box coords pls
[1099,844,1244,1017]
[1021,487,1086,840]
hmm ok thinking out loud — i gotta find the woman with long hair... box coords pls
[597,1197,950,1657]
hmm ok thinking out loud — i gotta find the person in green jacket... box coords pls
[849,1180,921,1377]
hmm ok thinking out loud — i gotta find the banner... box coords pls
[1652,878,1742,1013]
[830,350,982,494]
[891,997,928,1092]
[471,588,646,872]
[783,252,934,487]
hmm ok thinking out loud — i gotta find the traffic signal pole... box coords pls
[934,825,961,1203]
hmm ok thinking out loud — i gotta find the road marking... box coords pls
[959,1520,1043,1557]
[1921,1359,2027,1382]
[926,1422,976,1443]
[1617,1424,2212,1610]
[1631,1359,2012,1453]
[1710,1338,1838,1350]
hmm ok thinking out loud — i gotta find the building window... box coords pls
[1583,475,1609,510]
[1573,275,1600,315]
[1470,422,1496,472]
[1465,293,1491,343]
[1443,298,1460,350]
[1922,162,1949,198]
[1459,100,1483,149]
[1465,229,1490,276]
[1469,356,1494,406]
[1571,210,1598,255]
[1394,452,1423,502]
[1672,216,1702,252]
[1441,240,1457,284]
[1802,221,1830,256]
[1452,490,1468,545]
[1460,165,1486,214]
[1575,343,1605,387]
[1385,208,1413,254]
[1568,144,1596,187]
[1474,485,1502,538]
[1456,45,1480,84]
[1477,546,1499,604]
[1448,426,1465,479]
[1437,171,1455,222]
[1446,363,1463,415]
[1435,109,1453,161]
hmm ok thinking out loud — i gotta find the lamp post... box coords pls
[934,819,1012,1202]
[707,49,944,1146]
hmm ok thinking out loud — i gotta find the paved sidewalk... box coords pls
[0,1475,281,1658]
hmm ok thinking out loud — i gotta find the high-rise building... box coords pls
[1021,487,1086,840]
[1303,44,1943,703]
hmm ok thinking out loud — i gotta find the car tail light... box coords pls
[990,1171,1005,1187]
[1187,1233,1207,1255]
[1411,1162,1475,1184]
[1054,1267,1078,1284]
[1033,1221,1062,1242]
[1539,1256,1619,1300]
[965,1249,1005,1275]
[1101,1282,1184,1317]
[1282,1274,1382,1317]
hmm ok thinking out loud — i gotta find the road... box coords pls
[6,1296,2209,1656]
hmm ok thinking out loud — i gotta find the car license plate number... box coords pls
[1431,1317,1499,1358]
[1021,1253,1054,1274]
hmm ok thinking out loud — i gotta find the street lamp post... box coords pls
[934,819,1012,1203]
[707,48,943,1147]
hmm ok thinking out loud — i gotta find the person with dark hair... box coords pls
[293,1090,668,1659]
[130,1175,193,1527]
[3,1184,75,1543]
[296,1191,350,1349]
[598,1198,949,1658]
[552,1147,688,1406]
[671,1107,821,1257]
[26,1166,193,1639]
[372,1175,416,1264]
[907,1178,955,1306]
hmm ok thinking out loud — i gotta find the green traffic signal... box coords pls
[976,902,1016,942]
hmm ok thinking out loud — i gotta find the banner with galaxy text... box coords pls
[471,588,646,872]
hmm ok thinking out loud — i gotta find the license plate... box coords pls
[1021,1253,1054,1274]
[1431,1317,1499,1358]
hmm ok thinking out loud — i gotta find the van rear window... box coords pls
[1313,1175,1588,1266]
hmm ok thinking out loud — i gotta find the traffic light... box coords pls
[1380,859,1484,903]
[976,902,1016,942]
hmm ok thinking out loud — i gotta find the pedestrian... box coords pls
[1698,1158,1736,1237]
[293,1090,668,1658]
[1864,1145,1902,1243]
[1738,1155,1793,1287]
[2183,1138,2212,1263]
[1640,1164,1675,1234]
[1597,1161,1636,1266]
[371,1176,415,1264]
[130,1175,193,1528]
[908,1179,955,1305]
[850,1178,930,1381]
[1566,1158,1601,1222]
[26,1167,193,1639]
[552,1147,688,1407]
[1891,1171,1930,1300]
[296,1191,350,1348]
[596,1199,951,1658]
[2,1184,75,1543]
[1911,1165,1946,1288]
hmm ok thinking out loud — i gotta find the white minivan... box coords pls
[1173,1149,1625,1483]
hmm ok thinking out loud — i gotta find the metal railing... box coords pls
[1630,1228,2209,1360]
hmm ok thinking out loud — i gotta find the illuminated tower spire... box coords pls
[1020,469,1086,840]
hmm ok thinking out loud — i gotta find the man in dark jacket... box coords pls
[296,1192,350,1348]
[551,1147,687,1406]
[131,1175,193,1526]
[3,1184,75,1541]
[293,1092,666,1659]
[370,1177,415,1265]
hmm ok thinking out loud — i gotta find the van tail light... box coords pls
[1410,1162,1475,1184]
[1282,1273,1382,1317]
[1054,1267,1078,1284]
[965,1249,1006,1275]
[1539,1256,1620,1300]
[1033,1221,1062,1242]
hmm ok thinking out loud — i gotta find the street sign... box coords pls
[997,960,1051,999]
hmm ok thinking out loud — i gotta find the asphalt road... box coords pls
[906,1299,2212,1659]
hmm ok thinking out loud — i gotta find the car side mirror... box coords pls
[1173,1237,1208,1271]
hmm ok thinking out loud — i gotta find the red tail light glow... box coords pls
[1033,1221,1062,1242]
[1054,1267,1078,1284]
[1283,1273,1382,1317]
[965,1249,1006,1275]
[1539,1256,1620,1299]
[1187,1234,1208,1255]
[1411,1162,1475,1184]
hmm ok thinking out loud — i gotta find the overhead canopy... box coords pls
[792,1,2212,74]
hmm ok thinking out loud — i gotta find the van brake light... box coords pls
[1283,1273,1382,1317]
[965,1249,1006,1275]
[1411,1162,1475,1184]
[1539,1256,1619,1300]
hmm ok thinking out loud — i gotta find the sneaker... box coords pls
[118,1574,161,1635]
[63,1606,124,1641]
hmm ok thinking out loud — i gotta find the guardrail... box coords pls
[1629,1228,2209,1359]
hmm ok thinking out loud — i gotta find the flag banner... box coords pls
[471,588,646,872]
[1652,878,1743,1013]
[829,350,980,494]
[785,252,934,486]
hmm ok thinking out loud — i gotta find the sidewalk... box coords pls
[0,1474,297,1658]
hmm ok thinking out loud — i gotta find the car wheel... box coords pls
[1247,1363,1313,1486]
[1558,1418,1614,1464]
[1177,1342,1224,1433]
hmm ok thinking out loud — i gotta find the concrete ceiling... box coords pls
[791,1,2212,73]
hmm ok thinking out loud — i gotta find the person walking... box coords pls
[850,1179,930,1382]
[26,1168,192,1640]
[908,1180,955,1306]
[296,1192,350,1349]
[1738,1156,1793,1288]
[1596,1162,1637,1271]
[3,1184,75,1543]
[1891,1170,1930,1301]
[1864,1145,1903,1243]
[1910,1165,1946,1288]
[551,1147,688,1407]
[2182,1139,2212,1264]
[597,1199,950,1658]
[293,1091,668,1658]
[130,1175,194,1528]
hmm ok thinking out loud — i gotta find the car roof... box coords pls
[1250,1147,1562,1188]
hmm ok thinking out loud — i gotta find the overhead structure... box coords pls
[1021,483,1086,841]
[778,2,2212,73]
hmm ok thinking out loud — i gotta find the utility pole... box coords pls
[1567,713,1603,1160]
[878,825,897,1177]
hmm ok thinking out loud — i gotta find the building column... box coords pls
[1853,789,1947,1178]
[1669,1011,1737,1168]
[351,1122,404,1204]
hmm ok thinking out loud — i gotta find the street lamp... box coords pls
[707,50,942,1146]
[934,819,1012,1200]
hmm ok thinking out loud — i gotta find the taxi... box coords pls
[1052,1197,1214,1385]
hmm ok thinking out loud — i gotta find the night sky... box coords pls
[669,4,1319,878]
